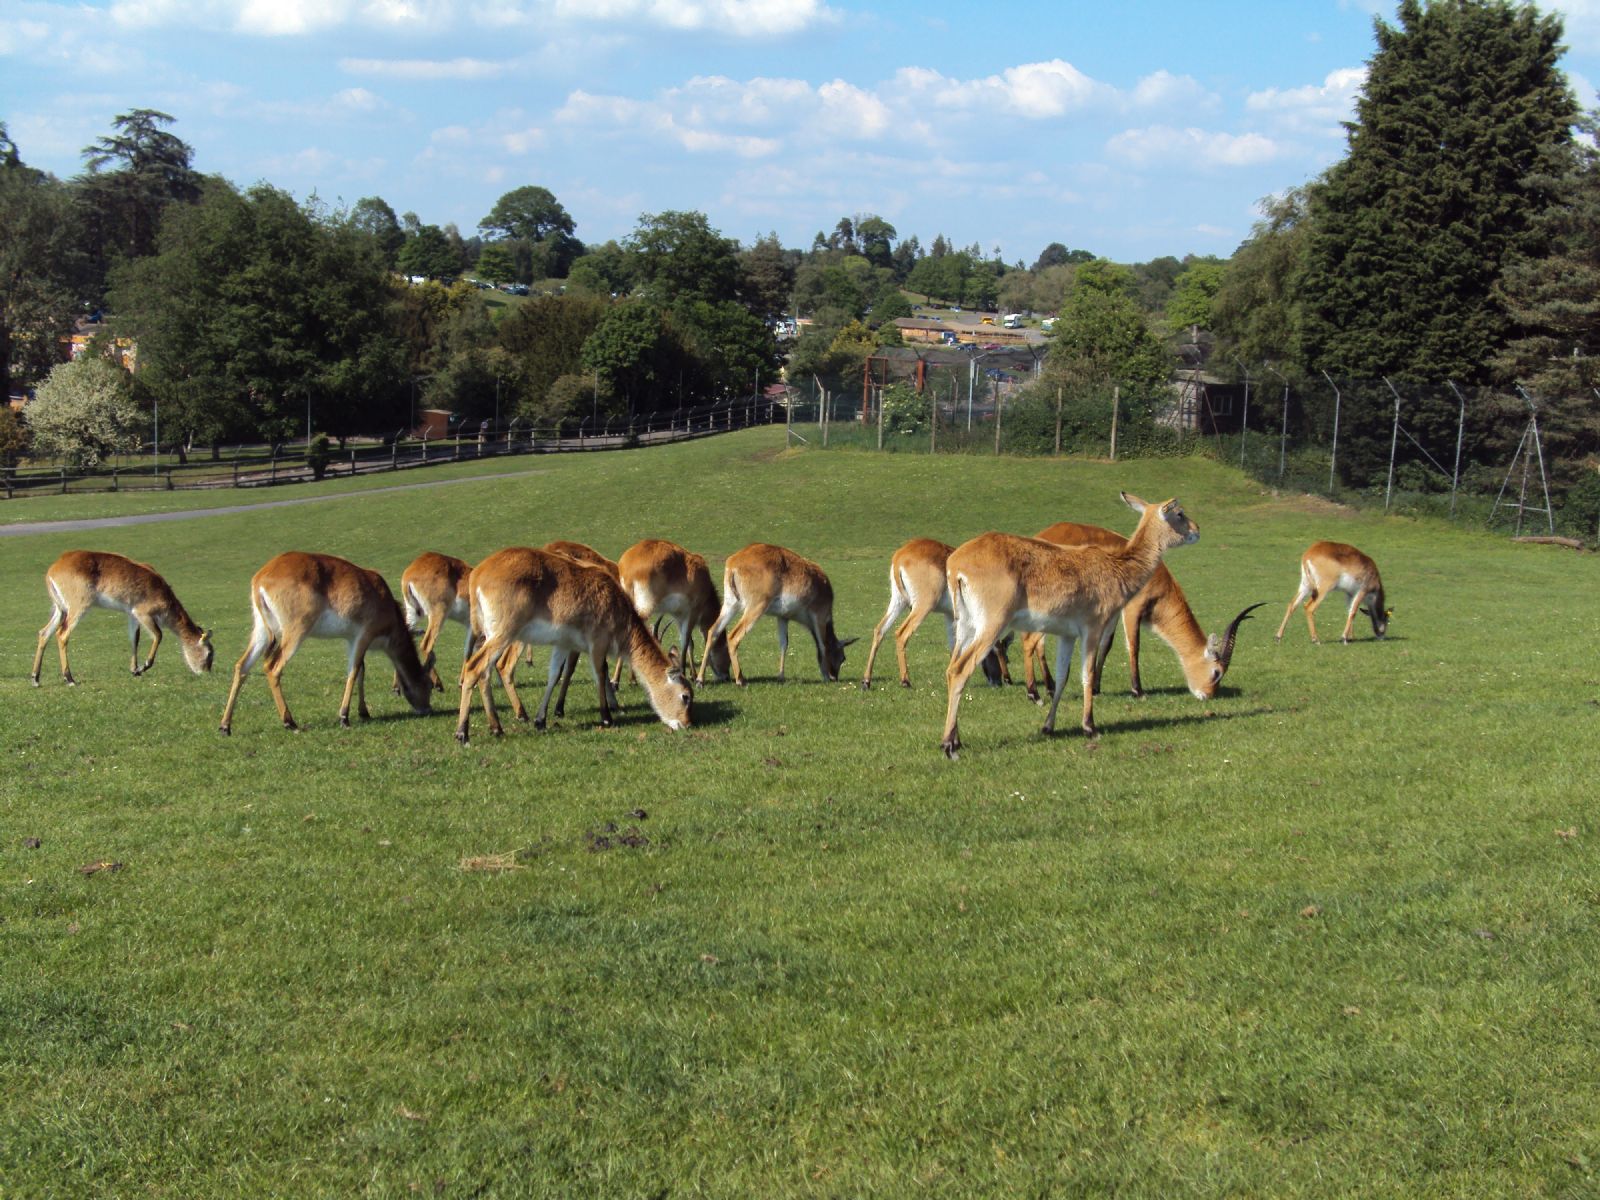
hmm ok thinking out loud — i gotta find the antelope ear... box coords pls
[201,628,213,644]
[839,636,858,649]
[1204,633,1220,659]
[1386,608,1395,618]
[1120,491,1148,513]
[667,645,680,667]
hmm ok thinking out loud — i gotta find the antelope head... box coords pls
[184,628,216,675]
[1195,603,1265,698]
[650,647,694,730]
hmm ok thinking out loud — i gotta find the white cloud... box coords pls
[340,55,509,79]
[556,90,779,156]
[1551,2,1600,55]
[890,59,1111,118]
[1106,126,1281,168]
[548,0,835,37]
[1247,66,1365,137]
[1130,70,1216,111]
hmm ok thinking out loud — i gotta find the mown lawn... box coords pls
[1,428,1595,1197]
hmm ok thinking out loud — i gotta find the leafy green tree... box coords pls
[480,186,581,281]
[1166,258,1227,331]
[1300,0,1575,382]
[1045,259,1171,425]
[1211,188,1310,367]
[112,182,408,449]
[1495,104,1600,492]
[76,109,201,299]
[739,233,797,320]
[625,210,741,306]
[0,405,27,467]
[496,294,612,416]
[672,299,780,396]
[474,243,518,285]
[567,241,632,297]
[890,234,920,282]
[26,354,142,467]
[1033,243,1096,271]
[398,225,459,280]
[854,216,897,269]
[1,146,82,408]
[580,301,697,416]
[349,196,405,268]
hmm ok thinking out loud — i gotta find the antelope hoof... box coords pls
[359,707,371,722]
[1040,722,1056,737]
[455,729,470,745]
[533,717,547,731]
[283,718,299,731]
[859,678,871,691]
[131,667,142,677]
[599,717,614,729]
[1342,636,1352,645]
[941,738,961,761]
[1129,686,1143,699]
[901,678,913,689]
[30,675,40,688]
[340,714,351,728]
[1082,723,1099,739]
[218,724,231,736]
[64,675,77,687]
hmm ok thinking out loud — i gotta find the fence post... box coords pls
[822,389,830,449]
[112,468,118,492]
[1320,370,1342,494]
[269,455,276,485]
[993,389,1003,455]
[61,465,67,494]
[1446,381,1467,518]
[1382,376,1403,513]
[1054,387,1062,456]
[877,387,885,450]
[165,471,173,491]
[1109,386,1120,462]
[929,387,937,455]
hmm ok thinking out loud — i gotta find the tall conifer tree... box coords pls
[1301,0,1574,384]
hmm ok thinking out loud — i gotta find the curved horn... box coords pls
[1217,603,1266,669]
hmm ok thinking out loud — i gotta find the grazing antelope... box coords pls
[615,539,732,683]
[699,543,856,686]
[32,550,213,686]
[400,551,473,690]
[455,546,692,744]
[859,538,1010,691]
[218,552,434,734]
[535,540,625,717]
[1276,541,1390,644]
[939,493,1199,759]
[1020,523,1262,701]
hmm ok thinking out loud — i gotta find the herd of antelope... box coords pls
[29,500,1392,758]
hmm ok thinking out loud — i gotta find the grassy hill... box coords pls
[2,428,1595,1196]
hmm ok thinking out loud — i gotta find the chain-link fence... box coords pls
[784,364,1600,540]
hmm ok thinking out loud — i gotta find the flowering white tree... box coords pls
[26,355,142,468]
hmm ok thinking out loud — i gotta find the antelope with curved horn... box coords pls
[32,550,214,686]
[1020,522,1262,701]
[455,546,692,744]
[859,537,1010,690]
[940,493,1199,759]
[219,552,434,734]
[399,551,473,691]
[699,543,855,686]
[1276,541,1390,644]
[615,539,732,684]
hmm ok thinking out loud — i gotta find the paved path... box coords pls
[0,469,542,538]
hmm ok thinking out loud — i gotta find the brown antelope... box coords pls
[454,546,692,744]
[400,551,473,690]
[939,493,1199,759]
[32,550,214,686]
[614,539,732,683]
[218,552,434,734]
[859,538,1010,690]
[1276,541,1390,644]
[1020,523,1262,701]
[534,540,626,717]
[699,543,855,686]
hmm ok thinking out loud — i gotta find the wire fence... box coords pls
[783,370,1600,540]
[2,395,781,500]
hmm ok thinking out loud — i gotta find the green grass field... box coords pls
[2,428,1595,1197]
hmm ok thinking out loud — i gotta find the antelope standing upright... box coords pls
[218,552,434,734]
[859,537,1009,690]
[1276,541,1390,644]
[699,543,855,686]
[1021,522,1261,700]
[455,546,692,744]
[939,493,1199,758]
[32,550,213,686]
[615,539,731,683]
[400,551,473,690]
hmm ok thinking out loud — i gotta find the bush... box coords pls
[305,434,332,481]
[1559,469,1600,539]
[25,356,142,468]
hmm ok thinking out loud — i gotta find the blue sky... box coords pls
[5,0,1600,263]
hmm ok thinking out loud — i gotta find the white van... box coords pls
[1002,314,1022,329]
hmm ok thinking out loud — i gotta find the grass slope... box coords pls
[1,428,1595,1197]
